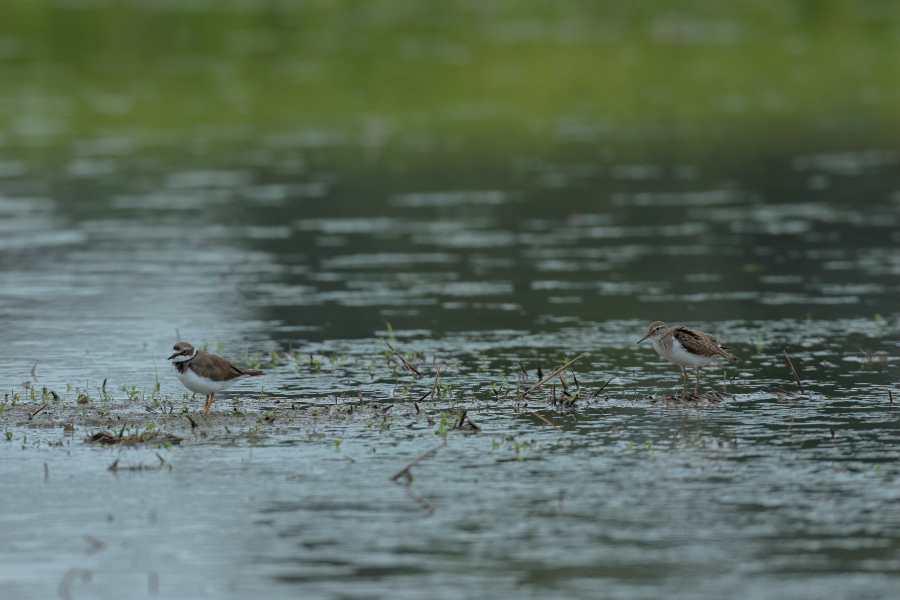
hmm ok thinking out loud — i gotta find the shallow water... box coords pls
[2,134,900,600]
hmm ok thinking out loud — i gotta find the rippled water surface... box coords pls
[2,137,900,600]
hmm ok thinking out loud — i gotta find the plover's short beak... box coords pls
[167,353,178,360]
[636,333,651,344]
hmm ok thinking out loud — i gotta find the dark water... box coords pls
[2,136,900,600]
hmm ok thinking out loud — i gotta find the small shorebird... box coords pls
[637,321,739,395]
[168,342,265,414]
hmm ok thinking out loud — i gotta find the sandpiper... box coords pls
[637,321,739,395]
[168,342,265,414]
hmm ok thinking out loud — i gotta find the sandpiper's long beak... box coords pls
[167,353,178,360]
[636,333,651,344]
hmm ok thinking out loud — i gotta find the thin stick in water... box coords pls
[417,364,442,402]
[29,403,49,420]
[592,377,613,398]
[782,350,804,393]
[386,342,422,376]
[515,355,583,400]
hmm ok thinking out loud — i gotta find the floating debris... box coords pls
[87,430,183,446]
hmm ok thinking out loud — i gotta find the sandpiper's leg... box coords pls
[680,367,687,395]
[203,394,215,414]
[694,368,701,395]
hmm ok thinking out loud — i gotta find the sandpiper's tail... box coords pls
[719,348,740,363]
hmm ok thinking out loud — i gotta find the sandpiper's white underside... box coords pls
[655,337,722,369]
[173,364,249,395]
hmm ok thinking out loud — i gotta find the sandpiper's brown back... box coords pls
[671,326,740,362]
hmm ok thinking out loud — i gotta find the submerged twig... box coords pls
[782,350,804,393]
[84,534,105,552]
[107,453,167,472]
[390,440,446,481]
[402,484,436,515]
[530,411,563,431]
[515,355,583,400]
[58,568,91,600]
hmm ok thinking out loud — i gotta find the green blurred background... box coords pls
[2,0,898,160]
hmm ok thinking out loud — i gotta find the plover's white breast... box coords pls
[174,364,247,395]
[656,337,721,368]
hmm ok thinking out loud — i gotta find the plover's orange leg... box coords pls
[203,394,215,414]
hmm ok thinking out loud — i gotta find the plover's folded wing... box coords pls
[196,351,266,380]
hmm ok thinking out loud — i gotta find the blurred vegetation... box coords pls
[0,0,898,157]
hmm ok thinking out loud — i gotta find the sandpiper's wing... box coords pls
[705,332,734,350]
[671,327,740,362]
[196,351,266,380]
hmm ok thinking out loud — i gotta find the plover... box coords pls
[168,342,265,414]
[637,321,739,395]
